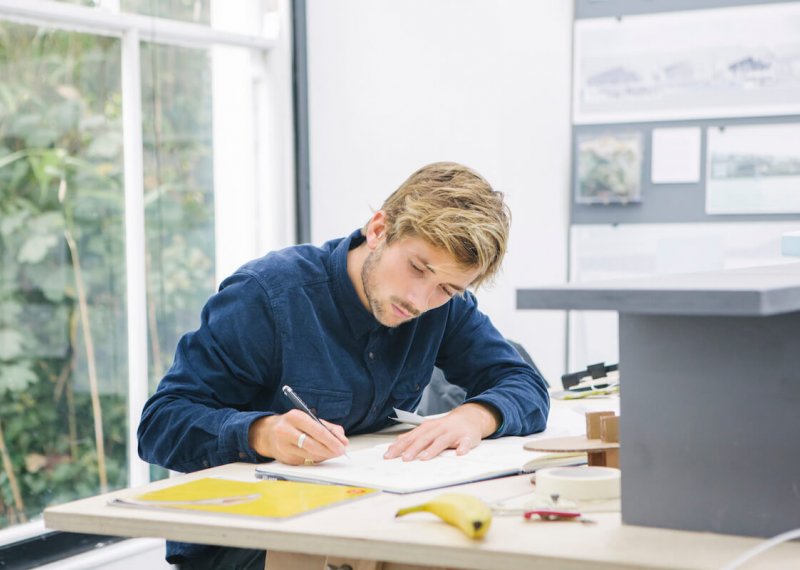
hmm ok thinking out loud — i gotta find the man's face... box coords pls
[360,236,480,327]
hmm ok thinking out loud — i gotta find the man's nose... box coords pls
[406,281,434,314]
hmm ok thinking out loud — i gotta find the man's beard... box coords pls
[361,245,419,327]
[361,245,387,324]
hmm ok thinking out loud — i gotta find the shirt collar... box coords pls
[331,229,383,338]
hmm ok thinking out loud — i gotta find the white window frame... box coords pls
[0,0,295,545]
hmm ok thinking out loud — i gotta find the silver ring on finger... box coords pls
[297,432,307,449]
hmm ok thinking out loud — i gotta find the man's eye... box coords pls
[410,262,424,274]
[440,285,454,297]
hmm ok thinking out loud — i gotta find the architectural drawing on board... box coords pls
[706,123,800,215]
[576,132,642,205]
[574,3,800,124]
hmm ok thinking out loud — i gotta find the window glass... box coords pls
[52,0,97,6]
[140,42,216,393]
[122,0,266,35]
[0,22,126,527]
[122,0,211,25]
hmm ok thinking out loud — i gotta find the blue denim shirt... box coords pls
[138,229,549,561]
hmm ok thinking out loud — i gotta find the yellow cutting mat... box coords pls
[111,477,378,519]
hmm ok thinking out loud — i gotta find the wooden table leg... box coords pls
[266,552,441,570]
[266,551,443,570]
[323,557,383,570]
[323,559,436,570]
[265,551,328,570]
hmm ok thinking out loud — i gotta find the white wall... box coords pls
[212,1,296,285]
[305,0,573,383]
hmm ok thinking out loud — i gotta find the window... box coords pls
[0,21,126,524]
[0,0,293,546]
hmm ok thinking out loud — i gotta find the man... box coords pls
[138,162,550,568]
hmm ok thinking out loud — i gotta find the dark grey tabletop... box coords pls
[517,262,800,316]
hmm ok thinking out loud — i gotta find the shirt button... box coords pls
[239,452,247,459]
[202,460,209,468]
[414,384,420,391]
[369,352,375,360]
[310,407,317,415]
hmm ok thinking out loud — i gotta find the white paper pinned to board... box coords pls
[651,127,702,184]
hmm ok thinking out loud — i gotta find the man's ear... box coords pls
[365,211,387,249]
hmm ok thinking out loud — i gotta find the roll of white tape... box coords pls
[535,466,621,501]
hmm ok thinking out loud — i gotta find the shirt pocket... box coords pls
[291,386,352,424]
[391,366,431,409]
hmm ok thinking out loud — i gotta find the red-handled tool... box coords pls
[523,509,594,524]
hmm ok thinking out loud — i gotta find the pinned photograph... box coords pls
[576,132,643,205]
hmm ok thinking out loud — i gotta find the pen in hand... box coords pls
[282,385,350,459]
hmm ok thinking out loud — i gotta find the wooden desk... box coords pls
[44,433,800,570]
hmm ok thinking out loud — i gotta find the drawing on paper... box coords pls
[574,3,800,123]
[706,123,800,215]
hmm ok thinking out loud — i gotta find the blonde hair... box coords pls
[372,161,510,288]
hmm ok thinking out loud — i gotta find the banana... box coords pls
[395,492,493,539]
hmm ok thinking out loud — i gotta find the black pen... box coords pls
[282,385,350,458]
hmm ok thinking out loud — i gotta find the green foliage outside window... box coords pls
[140,41,216,391]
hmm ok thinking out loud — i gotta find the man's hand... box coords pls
[248,410,348,465]
[383,402,501,461]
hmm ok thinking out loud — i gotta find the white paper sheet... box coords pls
[390,408,449,426]
[573,3,800,124]
[651,127,701,184]
[256,404,591,494]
